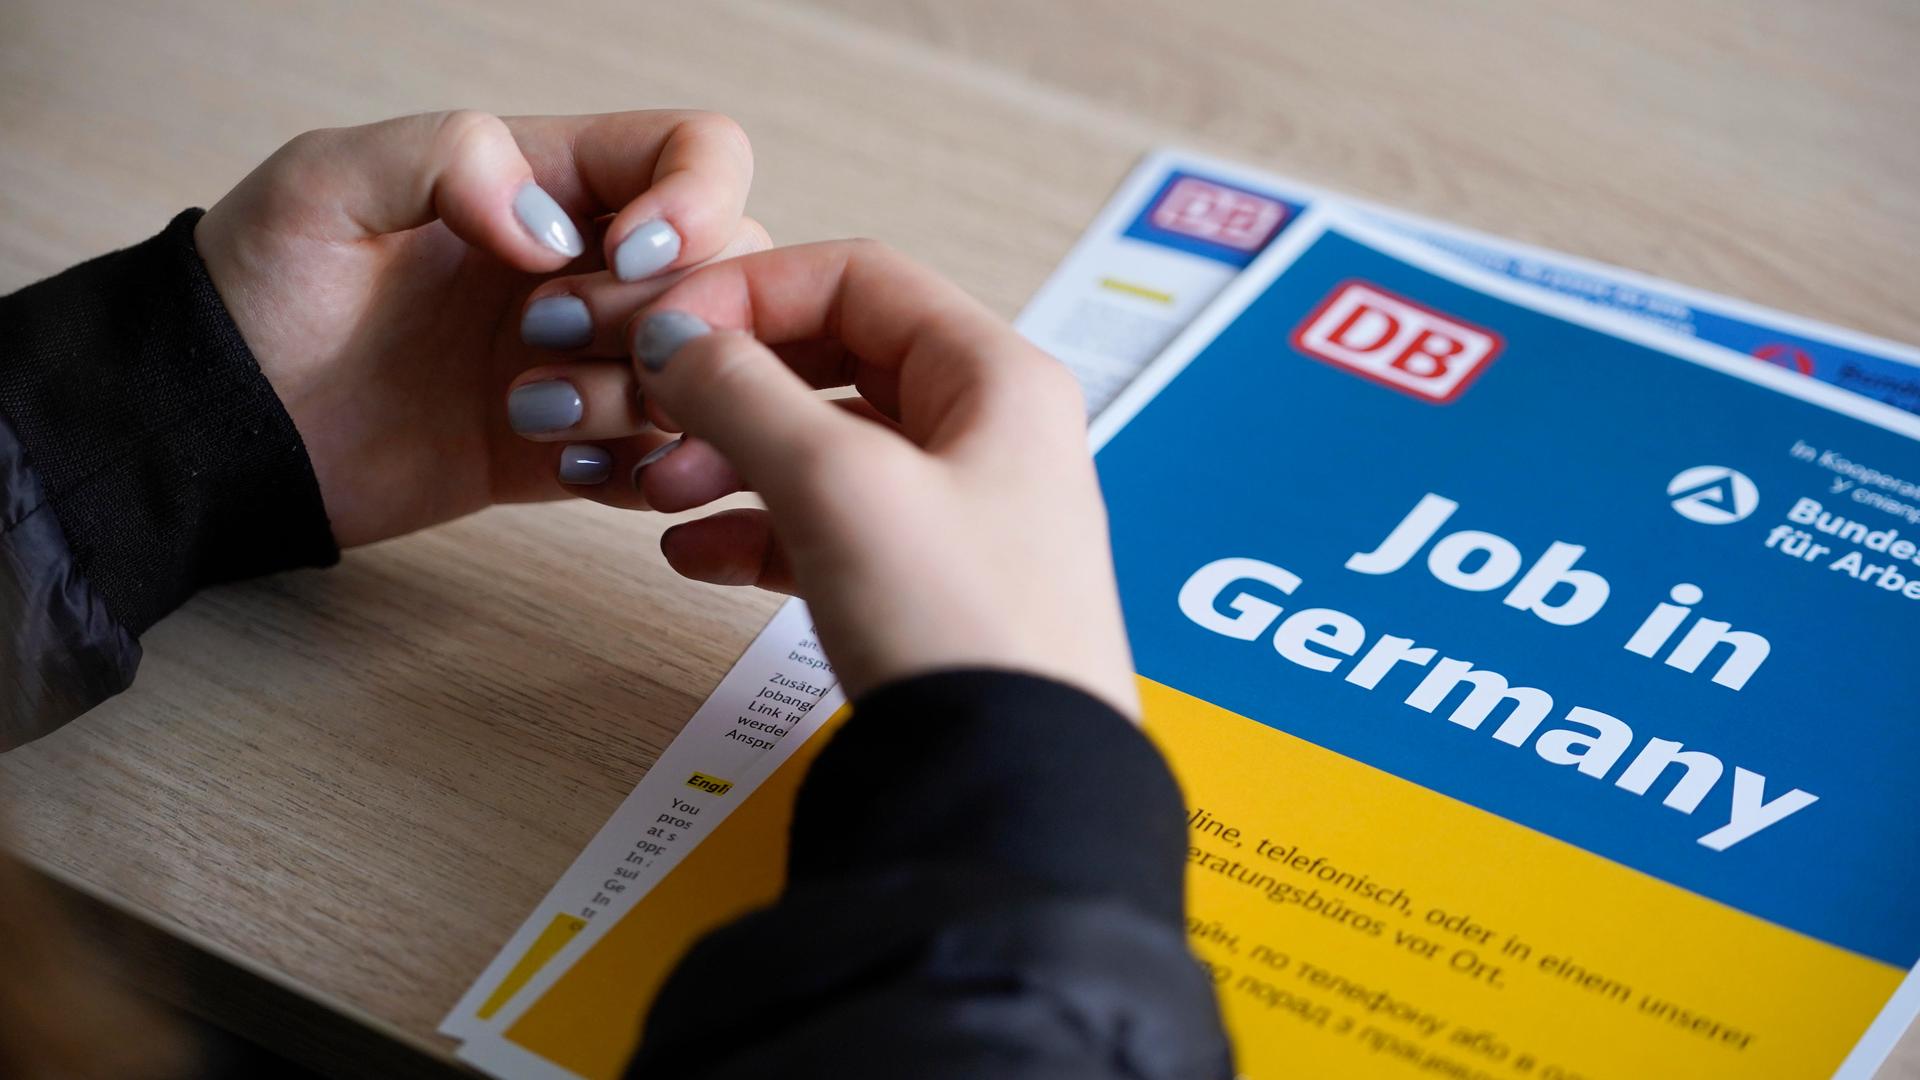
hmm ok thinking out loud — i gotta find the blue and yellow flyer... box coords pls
[453,207,1920,1080]
[1090,209,1920,1077]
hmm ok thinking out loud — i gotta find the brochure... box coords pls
[445,158,1920,1079]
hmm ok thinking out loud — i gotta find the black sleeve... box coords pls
[0,210,337,748]
[629,670,1234,1080]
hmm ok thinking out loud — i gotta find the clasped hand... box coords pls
[199,109,1136,717]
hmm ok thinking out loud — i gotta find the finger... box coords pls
[628,313,877,503]
[635,399,898,512]
[829,393,906,431]
[518,217,773,354]
[487,428,676,509]
[639,343,872,433]
[633,436,746,513]
[508,335,828,453]
[774,339,873,402]
[555,434,678,511]
[506,361,649,442]
[262,110,589,271]
[631,241,1078,449]
[660,509,795,592]
[506,111,754,283]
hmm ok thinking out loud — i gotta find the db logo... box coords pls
[1667,466,1759,525]
[1292,282,1503,403]
[1753,342,1816,377]
[1149,177,1289,252]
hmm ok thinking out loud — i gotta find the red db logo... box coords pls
[1292,282,1503,403]
[1149,177,1289,252]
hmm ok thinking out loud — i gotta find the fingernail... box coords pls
[520,295,593,349]
[558,444,613,485]
[513,182,585,258]
[634,437,684,484]
[634,311,711,372]
[630,438,680,489]
[508,380,582,434]
[613,219,682,281]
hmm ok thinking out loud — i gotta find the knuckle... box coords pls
[840,236,894,262]
[686,332,763,392]
[982,352,1085,429]
[276,127,327,160]
[257,128,344,210]
[1029,355,1088,416]
[852,437,921,490]
[430,108,509,160]
[272,126,346,173]
[679,111,752,162]
[837,236,913,280]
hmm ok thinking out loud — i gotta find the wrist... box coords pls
[826,620,1141,724]
[0,209,338,634]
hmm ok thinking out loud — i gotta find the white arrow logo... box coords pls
[1667,466,1759,525]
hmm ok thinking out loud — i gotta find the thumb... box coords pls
[248,110,583,270]
[629,311,858,500]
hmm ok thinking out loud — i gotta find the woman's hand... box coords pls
[195,109,764,548]
[608,241,1137,717]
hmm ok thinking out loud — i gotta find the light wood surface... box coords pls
[1,0,1915,1074]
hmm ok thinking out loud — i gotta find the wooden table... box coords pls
[2,0,1915,1075]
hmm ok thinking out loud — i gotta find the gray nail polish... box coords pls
[634,311,711,372]
[520,295,594,349]
[637,436,684,470]
[631,438,683,488]
[613,219,682,281]
[513,183,585,258]
[508,380,583,434]
[558,444,613,485]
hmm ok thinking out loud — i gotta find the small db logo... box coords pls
[1667,466,1758,524]
[1148,177,1289,252]
[1752,342,1816,377]
[1292,281,1503,403]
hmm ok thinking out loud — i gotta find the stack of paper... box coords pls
[443,151,1920,1080]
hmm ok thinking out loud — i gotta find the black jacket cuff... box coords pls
[790,669,1188,927]
[0,208,337,637]
[632,670,1229,1079]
